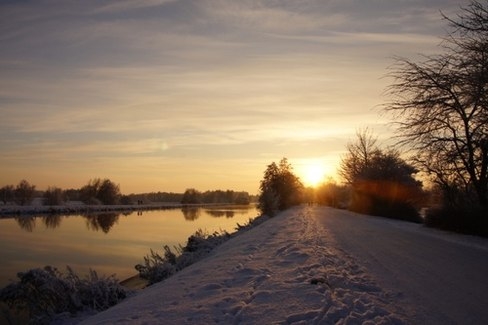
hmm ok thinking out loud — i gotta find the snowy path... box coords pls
[80,206,405,324]
[314,207,488,324]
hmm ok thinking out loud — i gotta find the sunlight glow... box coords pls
[301,163,326,187]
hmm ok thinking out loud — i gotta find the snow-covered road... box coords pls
[79,206,488,324]
[314,207,488,324]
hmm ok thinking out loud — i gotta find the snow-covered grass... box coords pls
[135,229,232,285]
[0,266,128,324]
[135,216,269,286]
[79,206,405,324]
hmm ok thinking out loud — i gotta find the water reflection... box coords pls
[11,206,256,233]
[15,216,36,232]
[181,207,200,221]
[42,215,63,229]
[205,210,235,218]
[84,213,119,233]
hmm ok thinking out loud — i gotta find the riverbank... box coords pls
[78,206,406,324]
[0,202,250,217]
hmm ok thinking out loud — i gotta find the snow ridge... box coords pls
[80,206,405,324]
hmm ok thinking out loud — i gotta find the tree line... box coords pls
[258,130,423,223]
[258,1,488,236]
[0,179,254,207]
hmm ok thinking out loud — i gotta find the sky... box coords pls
[0,0,469,194]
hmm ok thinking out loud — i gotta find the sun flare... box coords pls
[302,163,326,187]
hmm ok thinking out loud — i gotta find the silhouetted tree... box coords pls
[80,178,121,205]
[338,128,380,184]
[181,188,201,204]
[258,158,304,216]
[385,1,488,209]
[97,179,121,205]
[63,188,81,202]
[0,185,14,204]
[80,179,102,204]
[15,180,36,206]
[315,180,349,208]
[340,132,423,221]
[44,186,64,206]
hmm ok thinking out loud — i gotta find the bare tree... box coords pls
[385,1,488,208]
[80,178,121,205]
[339,131,422,221]
[338,128,380,185]
[15,180,36,206]
[0,185,15,205]
[44,186,64,206]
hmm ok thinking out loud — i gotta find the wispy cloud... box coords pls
[0,0,468,191]
[94,0,179,13]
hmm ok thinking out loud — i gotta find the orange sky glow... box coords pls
[0,0,467,194]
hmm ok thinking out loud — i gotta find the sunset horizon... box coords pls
[0,0,466,194]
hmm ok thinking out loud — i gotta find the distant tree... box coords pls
[258,158,304,216]
[80,178,121,205]
[385,1,488,209]
[181,188,201,204]
[119,195,133,205]
[15,180,36,206]
[80,179,102,204]
[340,132,423,221]
[315,180,349,208]
[234,192,250,205]
[63,188,81,202]
[338,128,380,184]
[0,185,15,204]
[44,186,64,206]
[97,179,121,205]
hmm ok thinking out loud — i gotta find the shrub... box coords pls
[0,266,127,323]
[349,187,422,223]
[425,205,488,237]
[135,229,231,285]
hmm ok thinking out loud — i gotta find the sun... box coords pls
[302,163,326,187]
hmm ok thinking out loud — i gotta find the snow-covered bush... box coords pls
[136,229,231,285]
[0,266,127,324]
[235,215,268,232]
[135,246,177,284]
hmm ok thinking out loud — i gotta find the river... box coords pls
[0,205,259,287]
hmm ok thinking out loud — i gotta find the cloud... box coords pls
[0,0,470,192]
[94,0,179,13]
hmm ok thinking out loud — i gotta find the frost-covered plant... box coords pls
[136,229,230,285]
[135,246,177,284]
[0,266,127,324]
[235,216,267,231]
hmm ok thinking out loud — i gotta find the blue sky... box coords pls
[0,0,467,193]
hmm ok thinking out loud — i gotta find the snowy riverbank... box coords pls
[0,202,236,217]
[77,206,406,324]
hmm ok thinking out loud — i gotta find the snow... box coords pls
[315,207,488,324]
[78,206,406,324]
